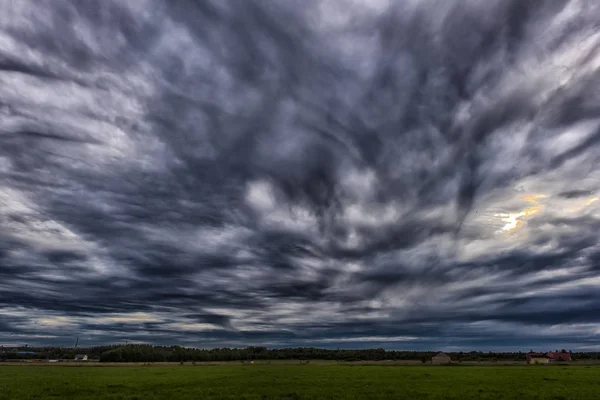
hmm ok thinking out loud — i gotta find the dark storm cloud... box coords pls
[558,189,595,199]
[1,0,600,350]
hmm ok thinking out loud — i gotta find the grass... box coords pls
[0,364,599,399]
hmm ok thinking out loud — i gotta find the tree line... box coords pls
[1,345,597,363]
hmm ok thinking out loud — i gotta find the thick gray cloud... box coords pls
[1,0,600,351]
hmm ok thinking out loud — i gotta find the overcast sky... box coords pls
[1,0,599,351]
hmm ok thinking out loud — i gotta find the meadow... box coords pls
[0,364,599,400]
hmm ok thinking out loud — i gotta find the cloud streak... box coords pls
[1,0,600,350]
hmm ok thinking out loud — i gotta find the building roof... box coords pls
[433,352,450,358]
[526,351,572,361]
[547,352,572,361]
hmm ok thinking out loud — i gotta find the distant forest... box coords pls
[1,345,598,363]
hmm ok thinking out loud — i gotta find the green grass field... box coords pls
[1,364,599,400]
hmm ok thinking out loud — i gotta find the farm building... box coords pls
[547,352,572,362]
[527,354,549,364]
[431,352,452,364]
[526,351,572,364]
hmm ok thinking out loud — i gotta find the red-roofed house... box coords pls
[526,351,572,364]
[547,352,572,362]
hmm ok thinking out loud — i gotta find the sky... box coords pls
[0,0,599,351]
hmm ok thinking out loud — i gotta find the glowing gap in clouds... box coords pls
[585,197,598,206]
[495,194,547,232]
[566,196,599,213]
